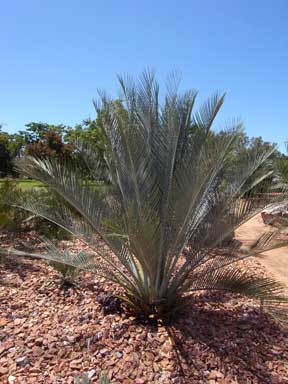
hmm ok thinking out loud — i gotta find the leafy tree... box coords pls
[19,122,68,143]
[65,119,106,176]
[275,156,288,183]
[10,73,288,318]
[25,129,72,158]
[273,140,288,183]
[64,101,126,180]
[0,128,13,177]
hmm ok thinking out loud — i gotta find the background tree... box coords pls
[0,127,13,177]
[25,129,72,159]
[63,102,126,180]
[0,125,26,176]
[1,117,284,184]
[19,122,67,143]
[275,155,288,184]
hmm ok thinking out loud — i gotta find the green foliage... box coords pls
[34,218,71,241]
[7,179,43,190]
[0,126,26,177]
[0,179,25,230]
[65,116,111,180]
[0,122,71,176]
[275,156,288,184]
[0,130,13,177]
[214,129,277,195]
[0,179,71,240]
[22,189,72,240]
[25,128,72,159]
[16,72,288,318]
[20,122,68,143]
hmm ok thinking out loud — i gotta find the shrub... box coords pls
[0,179,26,230]
[27,189,72,240]
[15,72,287,318]
[0,181,71,240]
[275,157,288,185]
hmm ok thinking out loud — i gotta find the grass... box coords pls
[0,178,44,190]
[0,178,110,191]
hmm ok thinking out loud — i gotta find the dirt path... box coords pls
[236,214,288,287]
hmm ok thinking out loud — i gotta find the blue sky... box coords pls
[0,0,287,151]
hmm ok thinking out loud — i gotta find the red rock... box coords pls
[35,338,43,346]
[14,318,25,326]
[29,367,40,373]
[69,358,82,370]
[209,370,219,379]
[0,366,9,375]
[0,341,14,355]
[0,231,288,384]
[0,317,8,327]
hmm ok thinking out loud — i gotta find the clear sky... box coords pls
[1,0,287,151]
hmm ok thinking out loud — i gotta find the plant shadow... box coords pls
[171,293,288,383]
[0,256,43,282]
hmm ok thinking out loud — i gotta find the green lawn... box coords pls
[0,179,44,190]
[0,178,110,191]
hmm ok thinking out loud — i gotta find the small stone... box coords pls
[35,338,43,346]
[16,356,29,366]
[29,367,41,374]
[8,376,17,383]
[0,317,8,327]
[69,358,82,370]
[115,351,123,358]
[95,331,103,340]
[88,369,96,379]
[0,341,14,355]
[209,370,218,380]
[14,318,25,326]
[216,371,224,379]
[0,366,8,375]
[32,346,44,356]
[67,335,75,343]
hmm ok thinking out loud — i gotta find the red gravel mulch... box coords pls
[0,232,288,384]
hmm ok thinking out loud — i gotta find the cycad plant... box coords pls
[14,72,287,317]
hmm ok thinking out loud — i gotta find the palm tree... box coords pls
[14,71,287,317]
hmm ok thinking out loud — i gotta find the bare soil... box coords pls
[236,214,288,287]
